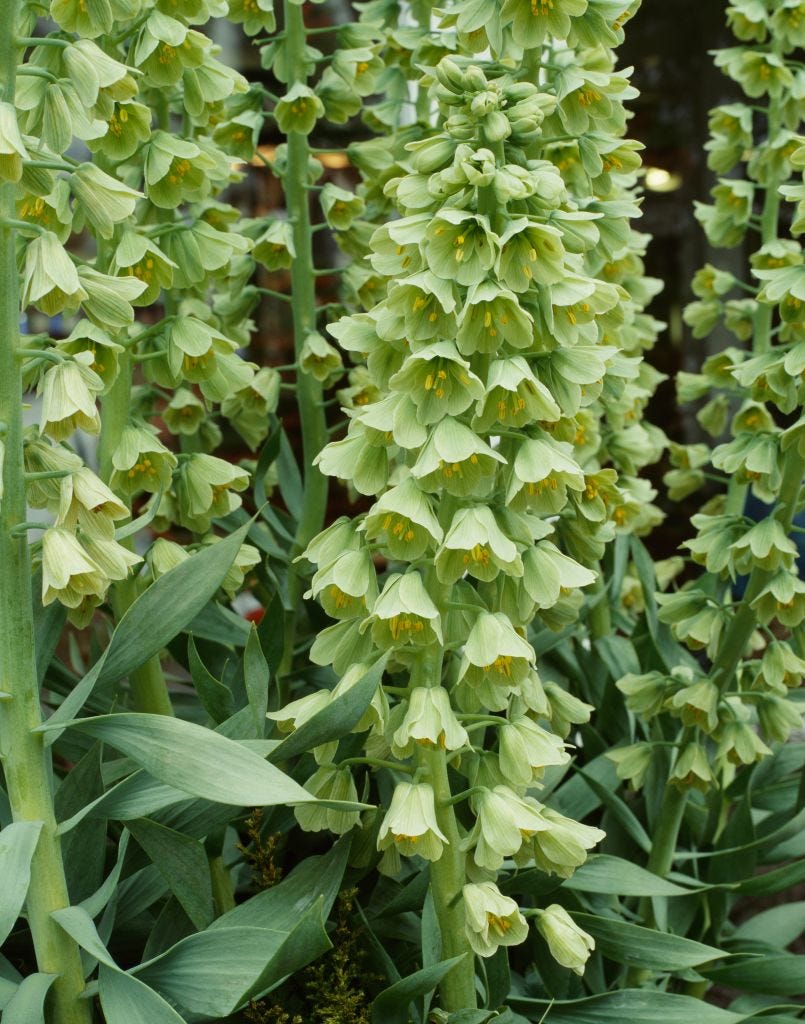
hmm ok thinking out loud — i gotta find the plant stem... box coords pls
[277,0,329,684]
[0,16,92,1023]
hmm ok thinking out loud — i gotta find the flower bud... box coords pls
[534,904,595,976]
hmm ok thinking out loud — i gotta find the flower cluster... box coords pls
[621,0,805,794]
[274,0,661,977]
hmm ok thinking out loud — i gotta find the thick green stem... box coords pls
[278,0,329,681]
[646,783,688,877]
[0,18,92,1024]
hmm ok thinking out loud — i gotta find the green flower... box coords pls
[391,686,469,757]
[435,506,522,584]
[456,284,536,354]
[314,66,361,124]
[757,693,803,743]
[174,453,249,532]
[520,541,596,610]
[0,101,29,182]
[384,271,458,343]
[751,570,805,627]
[294,764,361,836]
[146,538,189,581]
[463,882,529,959]
[368,572,442,649]
[81,534,142,585]
[731,517,799,574]
[22,232,87,317]
[133,15,208,87]
[315,425,389,496]
[163,388,206,436]
[56,466,128,539]
[17,182,72,243]
[389,342,484,425]
[167,317,236,384]
[109,421,177,498]
[300,331,343,383]
[667,678,720,733]
[499,715,569,787]
[51,0,113,37]
[113,232,177,307]
[716,717,772,768]
[253,218,295,270]
[606,742,653,790]
[377,782,447,861]
[41,527,108,608]
[534,904,595,976]
[227,0,275,35]
[466,785,547,870]
[363,476,443,560]
[759,640,805,693]
[670,742,715,792]
[23,436,82,510]
[38,352,103,441]
[474,358,561,431]
[91,100,152,162]
[331,47,384,97]
[220,366,280,450]
[309,549,378,620]
[501,0,588,47]
[506,437,585,515]
[526,806,605,877]
[77,267,147,330]
[412,418,506,498]
[616,670,671,718]
[143,132,215,209]
[320,183,365,231]
[426,209,498,287]
[459,611,534,705]
[275,83,324,135]
[495,217,565,290]
[714,47,794,99]
[57,321,123,393]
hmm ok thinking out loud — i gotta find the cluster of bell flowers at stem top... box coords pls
[3,0,286,624]
[269,0,663,973]
[610,0,805,797]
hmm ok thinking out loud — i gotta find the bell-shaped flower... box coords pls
[389,342,484,425]
[133,16,209,87]
[310,618,375,677]
[113,231,177,307]
[227,0,275,35]
[499,715,570,787]
[392,686,469,757]
[38,352,103,441]
[352,392,426,451]
[294,764,361,836]
[607,743,653,790]
[22,232,87,317]
[498,217,566,291]
[143,132,215,209]
[81,534,142,584]
[456,282,535,355]
[426,208,498,287]
[377,782,447,861]
[759,640,805,694]
[23,436,82,509]
[164,388,206,436]
[666,678,720,734]
[412,418,506,498]
[367,572,443,649]
[315,423,389,496]
[459,612,535,707]
[731,517,799,575]
[0,101,29,182]
[751,570,805,628]
[506,437,585,514]
[300,516,363,569]
[463,882,529,958]
[533,904,594,976]
[616,671,671,719]
[253,219,295,270]
[384,271,457,342]
[76,267,147,331]
[145,538,190,582]
[220,367,280,451]
[320,183,365,231]
[91,100,152,162]
[275,83,324,134]
[363,476,443,560]
[17,181,73,243]
[300,331,343,383]
[69,163,141,240]
[56,321,123,394]
[41,527,107,608]
[474,357,560,431]
[527,806,605,877]
[757,693,804,744]
[544,682,593,738]
[167,317,235,384]
[57,466,128,539]
[308,548,378,620]
[670,742,715,792]
[521,542,597,610]
[331,661,389,736]
[435,506,523,584]
[110,421,177,498]
[716,717,772,768]
[466,785,548,870]
[51,0,113,36]
[197,536,260,599]
[174,453,249,533]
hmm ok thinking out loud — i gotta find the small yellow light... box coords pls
[643,166,683,193]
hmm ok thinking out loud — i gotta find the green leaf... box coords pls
[51,905,117,968]
[0,972,56,1024]
[44,713,313,806]
[700,955,805,996]
[243,625,268,738]
[371,956,467,1024]
[564,855,695,897]
[571,912,725,971]
[268,653,389,762]
[509,990,745,1023]
[44,521,251,739]
[277,429,303,519]
[0,822,43,945]
[127,818,213,930]
[573,767,652,854]
[136,904,331,1016]
[732,902,805,948]
[187,634,233,723]
[32,570,66,684]
[58,772,187,835]
[734,858,805,895]
[98,965,185,1024]
[630,537,692,671]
